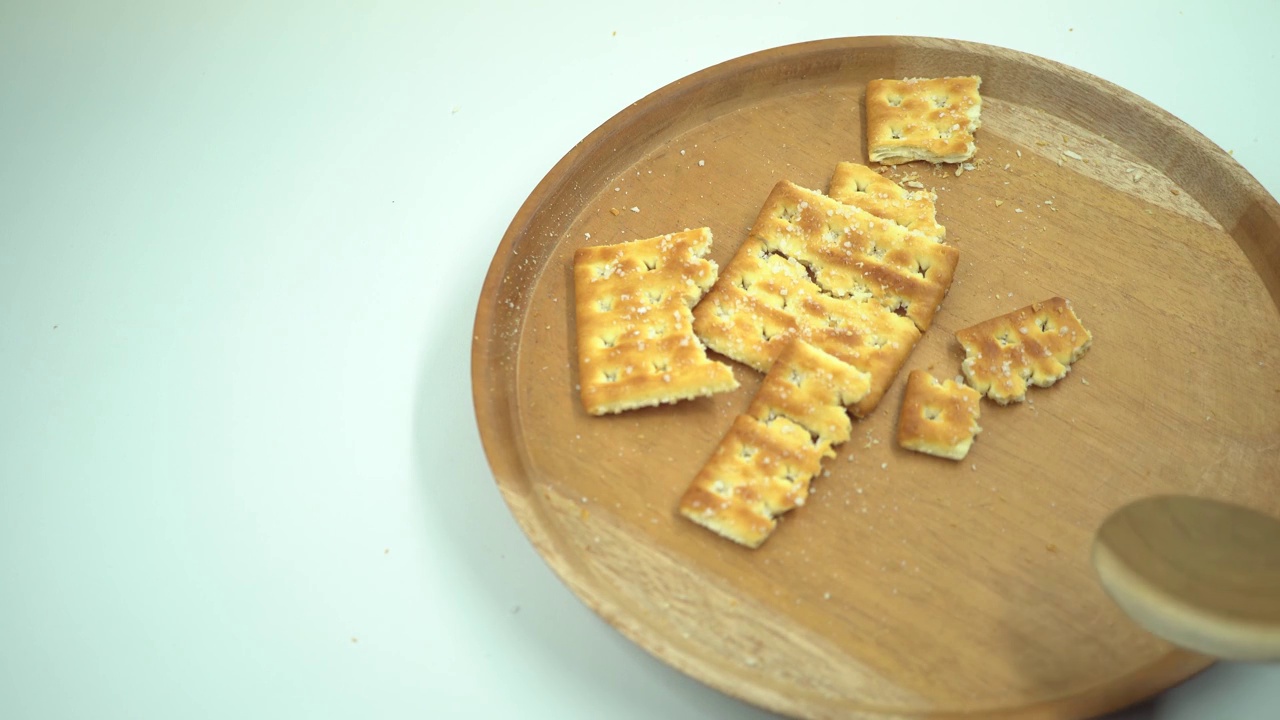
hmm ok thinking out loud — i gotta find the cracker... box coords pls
[574,227,738,415]
[956,297,1093,405]
[691,180,959,415]
[897,370,982,460]
[679,339,871,548]
[866,76,982,165]
[828,161,946,242]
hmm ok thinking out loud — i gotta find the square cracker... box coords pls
[828,161,946,242]
[691,180,959,415]
[956,297,1092,405]
[897,370,982,461]
[679,339,871,548]
[574,227,738,415]
[866,76,982,165]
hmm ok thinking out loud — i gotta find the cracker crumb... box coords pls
[1062,150,1083,161]
[994,199,1004,207]
[1132,171,1144,183]
[610,208,620,216]
[1081,378,1090,386]
[1016,149,1022,158]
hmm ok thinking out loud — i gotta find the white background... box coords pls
[2,1,1277,718]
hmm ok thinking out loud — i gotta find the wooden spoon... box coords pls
[1092,495,1280,661]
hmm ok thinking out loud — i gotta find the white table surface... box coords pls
[2,2,1277,718]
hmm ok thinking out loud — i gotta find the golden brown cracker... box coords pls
[828,162,946,242]
[866,76,982,165]
[574,228,738,415]
[679,340,871,548]
[692,181,959,415]
[956,297,1092,405]
[897,370,982,460]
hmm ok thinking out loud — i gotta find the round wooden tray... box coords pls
[471,37,1280,719]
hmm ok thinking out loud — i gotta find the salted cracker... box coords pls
[691,180,959,416]
[574,227,738,415]
[828,161,946,242]
[866,76,983,165]
[679,339,871,548]
[956,297,1092,405]
[897,370,982,460]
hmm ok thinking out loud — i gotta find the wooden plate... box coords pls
[471,37,1280,719]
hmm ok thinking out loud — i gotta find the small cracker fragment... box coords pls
[691,180,959,416]
[574,228,738,415]
[679,340,871,548]
[828,162,946,242]
[956,297,1092,405]
[897,370,982,460]
[866,76,983,165]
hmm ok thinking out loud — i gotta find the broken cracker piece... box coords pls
[691,180,959,416]
[866,76,982,165]
[956,297,1092,405]
[679,339,871,548]
[897,370,982,460]
[828,161,946,242]
[574,227,738,415]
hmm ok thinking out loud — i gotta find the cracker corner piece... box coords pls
[897,370,982,460]
[678,340,870,548]
[956,297,1092,405]
[828,161,946,242]
[573,227,738,415]
[866,76,982,165]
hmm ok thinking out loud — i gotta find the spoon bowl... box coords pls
[1092,495,1280,661]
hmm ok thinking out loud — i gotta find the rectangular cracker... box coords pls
[956,297,1093,405]
[897,370,982,460]
[828,161,946,242]
[866,76,982,165]
[679,339,871,548]
[691,180,960,415]
[574,227,738,415]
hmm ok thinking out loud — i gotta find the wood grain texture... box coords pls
[1093,496,1280,662]
[471,37,1280,719]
